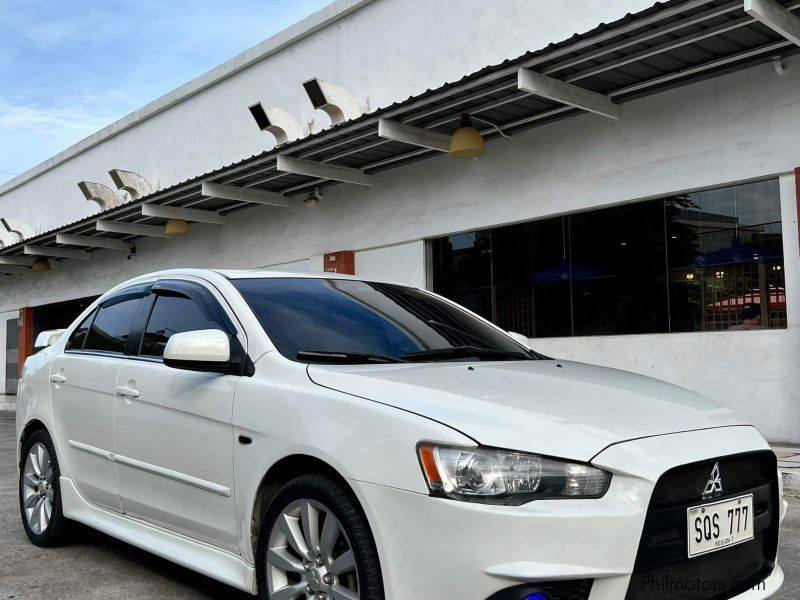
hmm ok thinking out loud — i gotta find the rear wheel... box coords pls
[256,474,384,600]
[19,429,71,546]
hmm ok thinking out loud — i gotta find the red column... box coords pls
[18,307,34,377]
[323,251,356,275]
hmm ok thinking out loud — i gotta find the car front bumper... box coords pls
[351,425,785,599]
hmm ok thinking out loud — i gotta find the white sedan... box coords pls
[16,269,786,600]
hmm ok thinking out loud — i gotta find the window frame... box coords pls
[134,280,234,360]
[129,279,250,375]
[65,308,98,352]
[65,283,152,358]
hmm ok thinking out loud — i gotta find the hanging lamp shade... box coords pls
[164,218,189,237]
[449,113,485,159]
[31,258,51,272]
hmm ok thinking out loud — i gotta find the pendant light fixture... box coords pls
[31,258,51,272]
[449,113,485,159]
[164,218,190,237]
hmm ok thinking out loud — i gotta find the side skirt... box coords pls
[60,476,256,594]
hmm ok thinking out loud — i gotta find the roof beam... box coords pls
[201,182,299,208]
[25,245,91,260]
[56,234,132,251]
[277,155,373,187]
[517,68,621,119]
[0,256,35,266]
[96,220,170,238]
[141,204,227,225]
[745,0,800,47]
[377,119,450,152]
[0,265,30,275]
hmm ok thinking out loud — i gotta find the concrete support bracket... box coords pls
[78,181,121,210]
[248,103,304,145]
[109,169,154,200]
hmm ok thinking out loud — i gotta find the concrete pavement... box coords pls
[0,395,14,412]
[0,411,798,599]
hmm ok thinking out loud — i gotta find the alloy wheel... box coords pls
[22,442,54,535]
[266,499,360,600]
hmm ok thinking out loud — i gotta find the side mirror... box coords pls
[163,329,235,374]
[34,329,66,350]
[507,331,531,349]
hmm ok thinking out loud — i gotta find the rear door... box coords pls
[50,284,150,511]
[114,279,242,551]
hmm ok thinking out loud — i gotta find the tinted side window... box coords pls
[140,295,224,358]
[431,179,785,336]
[66,310,96,351]
[84,297,142,354]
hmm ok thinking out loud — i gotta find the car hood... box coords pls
[307,359,746,461]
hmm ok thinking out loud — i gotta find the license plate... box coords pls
[687,494,754,558]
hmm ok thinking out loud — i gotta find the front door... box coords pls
[114,280,240,552]
[50,287,148,511]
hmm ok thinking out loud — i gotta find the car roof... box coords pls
[214,269,362,281]
[106,268,409,292]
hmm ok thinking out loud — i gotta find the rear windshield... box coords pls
[232,277,537,362]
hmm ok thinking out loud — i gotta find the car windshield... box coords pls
[232,277,541,363]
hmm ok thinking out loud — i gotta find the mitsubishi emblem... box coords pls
[702,462,723,498]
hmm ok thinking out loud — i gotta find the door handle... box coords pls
[115,386,140,399]
[50,374,67,384]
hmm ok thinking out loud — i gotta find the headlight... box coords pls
[418,443,610,504]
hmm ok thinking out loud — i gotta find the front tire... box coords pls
[256,474,384,600]
[19,429,71,547]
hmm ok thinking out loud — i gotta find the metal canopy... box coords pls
[2,0,798,268]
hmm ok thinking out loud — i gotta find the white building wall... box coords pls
[355,242,426,288]
[264,258,315,272]
[0,0,656,231]
[0,57,798,440]
[1,0,799,441]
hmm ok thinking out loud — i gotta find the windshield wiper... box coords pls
[297,351,405,364]
[401,345,532,362]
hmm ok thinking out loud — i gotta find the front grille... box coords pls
[625,451,779,600]
[486,579,593,600]
[628,530,767,600]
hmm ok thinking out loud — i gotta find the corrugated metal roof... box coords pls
[2,0,797,266]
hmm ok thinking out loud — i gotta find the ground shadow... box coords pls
[67,523,255,599]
